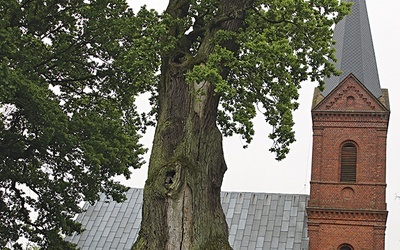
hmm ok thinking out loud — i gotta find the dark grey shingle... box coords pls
[323,0,381,98]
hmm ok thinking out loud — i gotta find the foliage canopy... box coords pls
[0,0,350,248]
[0,0,145,248]
[124,0,350,159]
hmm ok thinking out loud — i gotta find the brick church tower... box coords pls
[307,0,390,249]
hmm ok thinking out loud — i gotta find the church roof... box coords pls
[66,188,309,250]
[322,0,382,98]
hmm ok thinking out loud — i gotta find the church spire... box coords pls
[322,0,381,97]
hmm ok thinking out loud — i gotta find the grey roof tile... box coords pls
[242,235,250,246]
[103,242,111,249]
[66,189,309,249]
[284,200,292,211]
[278,242,287,250]
[260,216,268,226]
[92,230,101,243]
[244,224,252,236]
[248,240,257,249]
[96,236,106,248]
[323,0,381,98]
[255,208,262,220]
[240,208,248,219]
[282,221,289,232]
[229,234,236,244]
[287,237,295,248]
[271,236,279,248]
[238,219,246,230]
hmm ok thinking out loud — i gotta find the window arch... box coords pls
[338,243,354,250]
[340,142,357,183]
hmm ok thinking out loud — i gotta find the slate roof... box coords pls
[322,0,382,98]
[66,188,309,250]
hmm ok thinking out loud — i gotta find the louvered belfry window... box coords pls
[340,143,357,183]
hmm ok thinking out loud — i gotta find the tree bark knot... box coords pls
[164,161,183,195]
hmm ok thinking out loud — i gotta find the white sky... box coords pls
[124,1,400,248]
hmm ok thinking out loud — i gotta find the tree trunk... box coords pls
[132,59,230,249]
[133,1,249,249]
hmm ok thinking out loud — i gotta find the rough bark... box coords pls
[132,61,230,250]
[133,1,249,249]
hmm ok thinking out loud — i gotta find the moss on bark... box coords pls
[132,56,231,249]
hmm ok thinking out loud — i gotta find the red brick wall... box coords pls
[308,221,384,250]
[307,75,389,250]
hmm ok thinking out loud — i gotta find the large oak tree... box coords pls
[0,0,350,249]
[132,0,349,249]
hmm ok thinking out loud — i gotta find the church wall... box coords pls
[309,222,384,250]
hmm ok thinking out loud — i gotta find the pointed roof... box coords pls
[322,0,381,98]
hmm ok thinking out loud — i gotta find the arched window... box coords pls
[338,243,354,250]
[340,142,357,182]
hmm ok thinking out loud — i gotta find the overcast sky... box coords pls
[123,1,400,248]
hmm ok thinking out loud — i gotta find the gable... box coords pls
[314,74,388,112]
[65,188,310,250]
